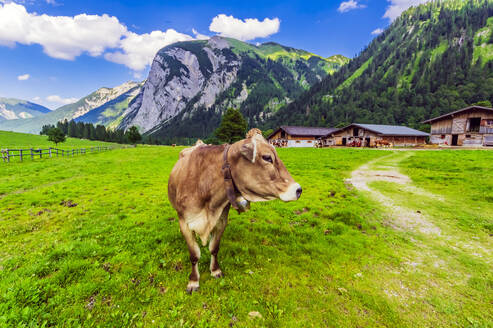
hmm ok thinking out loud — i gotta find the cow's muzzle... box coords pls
[279,183,302,201]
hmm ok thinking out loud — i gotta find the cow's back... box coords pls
[168,144,225,215]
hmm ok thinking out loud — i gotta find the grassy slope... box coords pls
[0,147,491,327]
[336,57,374,91]
[474,17,493,64]
[226,38,347,74]
[0,131,119,149]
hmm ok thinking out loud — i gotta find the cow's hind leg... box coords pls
[179,219,201,293]
[209,206,229,278]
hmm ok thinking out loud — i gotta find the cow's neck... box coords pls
[222,143,250,213]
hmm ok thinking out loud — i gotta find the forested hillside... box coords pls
[267,0,493,130]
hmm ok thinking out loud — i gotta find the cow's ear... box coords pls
[240,141,256,163]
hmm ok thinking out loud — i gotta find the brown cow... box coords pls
[168,130,302,293]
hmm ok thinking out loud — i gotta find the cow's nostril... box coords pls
[296,187,302,199]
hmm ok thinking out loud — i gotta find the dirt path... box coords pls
[348,153,442,235]
[347,152,491,262]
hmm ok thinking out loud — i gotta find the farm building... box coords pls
[323,123,429,147]
[423,106,493,146]
[267,126,337,147]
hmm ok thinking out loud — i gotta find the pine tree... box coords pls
[214,108,247,144]
[126,126,142,145]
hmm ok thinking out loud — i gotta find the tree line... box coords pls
[40,120,145,145]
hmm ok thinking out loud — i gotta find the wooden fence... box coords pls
[1,146,117,163]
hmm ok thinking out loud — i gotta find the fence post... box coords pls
[6,150,9,163]
[31,148,33,160]
[56,148,59,157]
[39,149,42,159]
[20,149,23,161]
[49,147,52,158]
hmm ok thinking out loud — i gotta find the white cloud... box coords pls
[209,14,280,41]
[371,28,384,35]
[46,95,78,105]
[17,73,30,80]
[383,0,429,21]
[0,2,126,60]
[32,96,41,102]
[192,28,209,40]
[105,29,193,71]
[338,0,366,13]
[0,2,195,72]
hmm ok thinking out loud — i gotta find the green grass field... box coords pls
[0,134,492,327]
[0,131,119,149]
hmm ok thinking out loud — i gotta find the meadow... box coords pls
[0,131,119,149]
[0,133,492,327]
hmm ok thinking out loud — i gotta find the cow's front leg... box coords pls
[209,205,229,278]
[179,219,201,293]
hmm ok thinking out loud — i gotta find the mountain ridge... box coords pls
[0,81,142,134]
[0,97,50,121]
[118,36,348,142]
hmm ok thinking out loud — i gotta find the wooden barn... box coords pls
[423,106,493,146]
[323,123,429,147]
[267,126,337,147]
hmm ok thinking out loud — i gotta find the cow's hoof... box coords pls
[211,269,224,278]
[186,281,199,294]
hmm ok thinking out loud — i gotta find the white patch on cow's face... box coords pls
[279,182,301,201]
[251,137,257,163]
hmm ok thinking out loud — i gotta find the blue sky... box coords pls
[0,0,425,109]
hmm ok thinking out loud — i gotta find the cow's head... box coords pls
[230,132,302,202]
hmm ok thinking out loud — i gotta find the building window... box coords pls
[296,140,300,143]
[441,135,445,139]
[467,117,481,132]
[307,140,312,143]
[281,131,286,138]
[353,128,359,136]
[466,134,471,138]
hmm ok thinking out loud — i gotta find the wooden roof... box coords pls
[328,123,429,137]
[422,106,493,124]
[267,126,337,139]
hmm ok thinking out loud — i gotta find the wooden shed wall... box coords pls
[429,110,493,146]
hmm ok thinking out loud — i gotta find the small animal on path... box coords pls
[168,129,302,293]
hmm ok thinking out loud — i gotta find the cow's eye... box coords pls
[262,155,273,163]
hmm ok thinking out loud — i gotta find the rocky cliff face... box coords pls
[69,81,141,120]
[118,36,348,139]
[119,37,241,133]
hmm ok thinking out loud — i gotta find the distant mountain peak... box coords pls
[0,98,50,121]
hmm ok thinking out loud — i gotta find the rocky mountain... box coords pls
[117,36,348,142]
[267,0,493,130]
[0,81,141,134]
[74,82,143,129]
[0,98,50,121]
